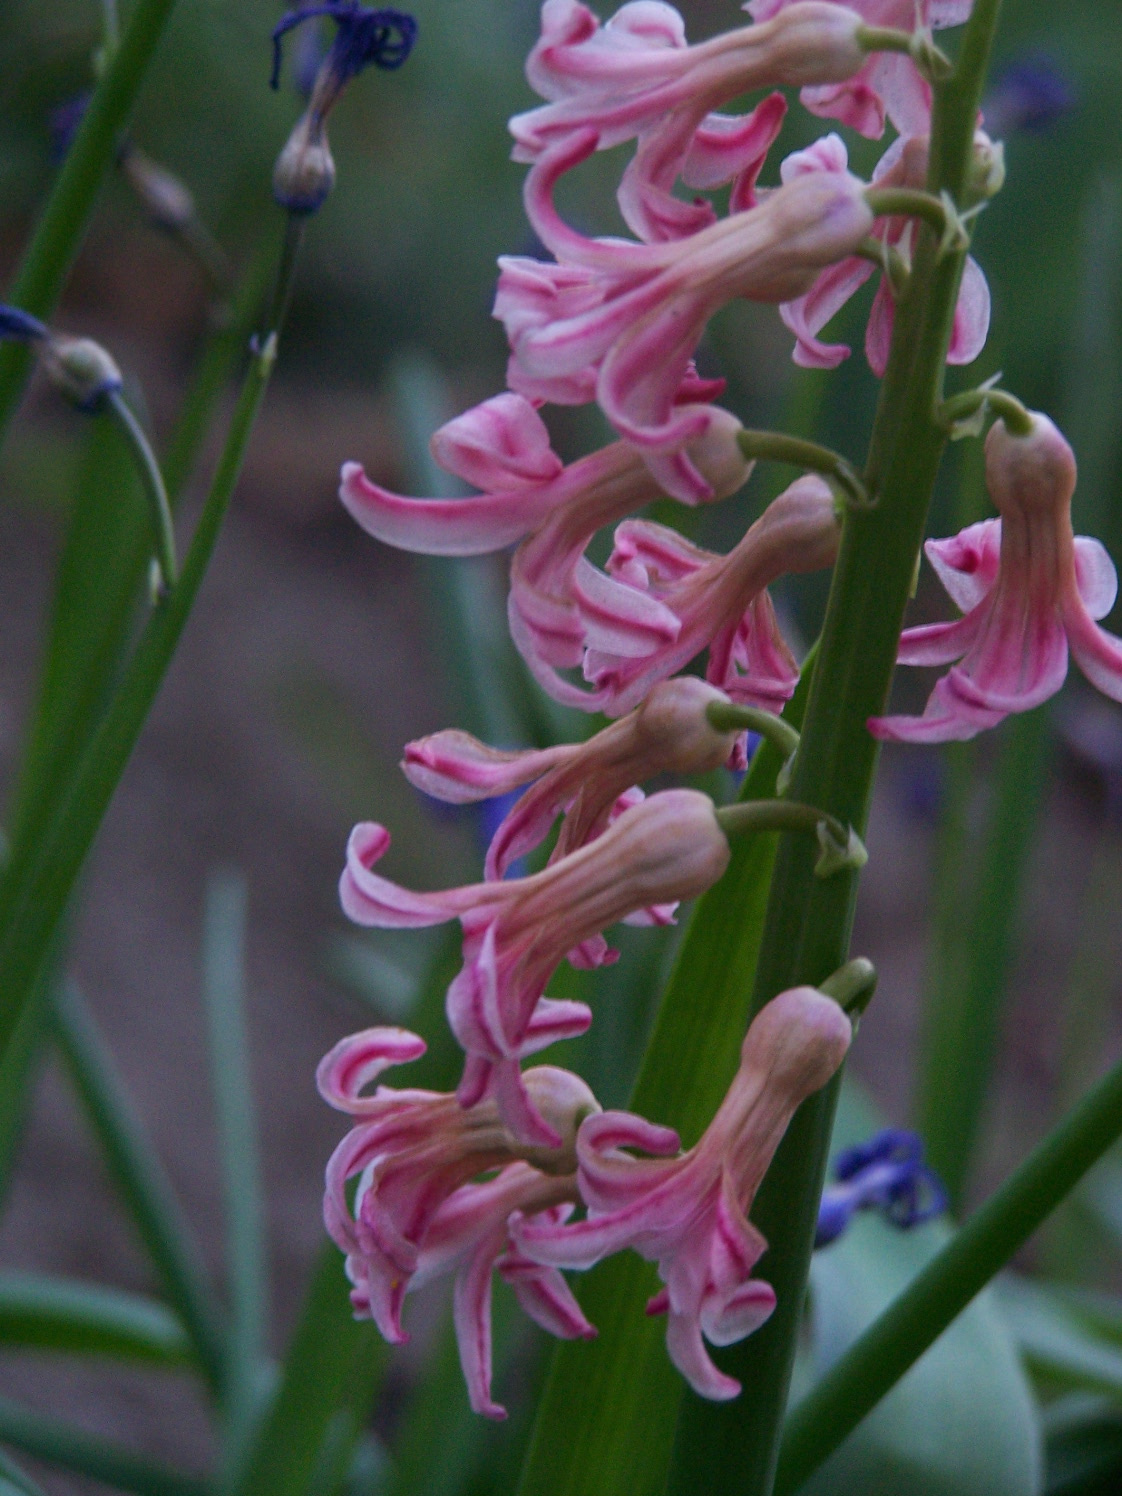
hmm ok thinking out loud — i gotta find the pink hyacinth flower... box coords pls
[513,474,839,716]
[408,1164,596,1418]
[870,412,1122,743]
[340,789,731,1144]
[747,0,973,139]
[496,148,875,500]
[512,1,874,245]
[318,1025,597,1351]
[404,676,740,880]
[779,133,990,376]
[513,985,853,1398]
[340,395,753,678]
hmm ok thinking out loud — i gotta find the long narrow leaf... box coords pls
[0,1449,47,1496]
[0,1396,207,1496]
[0,254,269,1203]
[917,708,1051,1207]
[0,1271,191,1365]
[0,331,276,1099]
[202,870,266,1429]
[516,660,815,1496]
[52,981,226,1393]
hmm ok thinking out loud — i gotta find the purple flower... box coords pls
[271,2,418,95]
[815,1129,947,1247]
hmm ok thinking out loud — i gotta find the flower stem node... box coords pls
[273,113,337,215]
[715,800,867,878]
[705,702,800,788]
[41,335,123,412]
[855,24,952,85]
[969,134,1006,203]
[814,819,868,879]
[817,957,877,1020]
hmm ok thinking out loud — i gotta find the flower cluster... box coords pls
[317,0,1122,1419]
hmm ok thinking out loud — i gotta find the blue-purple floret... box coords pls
[0,306,49,343]
[815,1128,948,1249]
[271,3,418,92]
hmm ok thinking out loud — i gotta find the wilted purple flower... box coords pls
[815,1128,947,1247]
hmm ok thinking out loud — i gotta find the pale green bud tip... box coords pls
[814,821,868,879]
[42,336,123,412]
[273,112,337,215]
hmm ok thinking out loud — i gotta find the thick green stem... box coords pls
[775,1044,1122,1492]
[0,334,276,1071]
[0,0,180,454]
[666,5,1004,1492]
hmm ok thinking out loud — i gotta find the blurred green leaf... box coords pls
[230,928,463,1496]
[1043,1395,1122,1496]
[916,707,1052,1210]
[0,1271,191,1366]
[1000,1280,1122,1400]
[0,1394,207,1496]
[0,1449,46,1496]
[202,868,266,1443]
[792,1084,1043,1496]
[52,981,227,1394]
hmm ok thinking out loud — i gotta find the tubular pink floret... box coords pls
[871,412,1122,743]
[513,986,852,1398]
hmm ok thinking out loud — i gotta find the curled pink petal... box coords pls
[515,986,851,1400]
[877,411,1122,742]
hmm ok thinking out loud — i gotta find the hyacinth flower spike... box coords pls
[340,788,732,1144]
[497,144,876,499]
[513,474,839,717]
[778,133,991,375]
[318,1024,597,1359]
[747,0,969,140]
[870,412,1122,743]
[513,985,853,1398]
[404,676,741,885]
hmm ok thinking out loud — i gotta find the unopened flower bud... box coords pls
[118,143,197,232]
[969,131,1006,203]
[42,336,123,412]
[273,111,337,215]
[521,1067,601,1175]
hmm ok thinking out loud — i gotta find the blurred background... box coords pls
[0,0,1121,1491]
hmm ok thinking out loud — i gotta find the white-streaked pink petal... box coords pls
[1074,537,1119,621]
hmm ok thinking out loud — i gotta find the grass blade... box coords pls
[0,1271,191,1366]
[0,1397,207,1496]
[916,708,1051,1208]
[52,981,227,1394]
[202,870,266,1430]
[0,331,276,1091]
